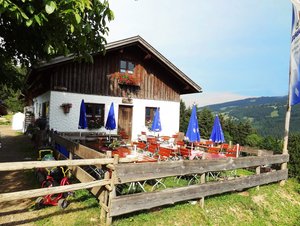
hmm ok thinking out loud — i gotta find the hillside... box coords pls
[202,96,300,137]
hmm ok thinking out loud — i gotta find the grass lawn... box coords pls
[29,177,300,226]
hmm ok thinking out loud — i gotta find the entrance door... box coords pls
[118,105,133,140]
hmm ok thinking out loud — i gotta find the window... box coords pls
[86,103,105,129]
[42,101,49,118]
[145,107,157,128]
[120,60,135,74]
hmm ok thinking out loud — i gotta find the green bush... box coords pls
[288,133,300,181]
[0,114,12,125]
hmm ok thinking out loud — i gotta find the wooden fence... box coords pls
[0,133,289,225]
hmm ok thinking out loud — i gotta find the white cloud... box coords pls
[181,92,252,107]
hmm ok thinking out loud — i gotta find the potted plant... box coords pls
[60,103,72,113]
[111,72,141,86]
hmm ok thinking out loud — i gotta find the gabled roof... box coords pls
[33,36,202,94]
[105,36,201,93]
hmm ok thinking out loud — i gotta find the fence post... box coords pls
[106,154,119,225]
[100,171,110,225]
[199,173,205,208]
[256,150,262,190]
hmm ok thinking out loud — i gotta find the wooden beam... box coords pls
[0,157,137,172]
[241,146,273,156]
[110,169,288,217]
[70,166,104,196]
[115,154,289,183]
[53,134,106,159]
[0,180,110,202]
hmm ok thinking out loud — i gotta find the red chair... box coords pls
[225,144,240,158]
[112,147,130,158]
[147,143,159,156]
[207,147,220,154]
[219,143,229,153]
[157,147,172,161]
[176,140,185,146]
[179,147,190,159]
[137,142,147,150]
[205,140,214,146]
[147,137,156,143]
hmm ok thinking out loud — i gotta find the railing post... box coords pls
[256,150,262,190]
[106,154,119,225]
[199,173,205,208]
[100,171,110,224]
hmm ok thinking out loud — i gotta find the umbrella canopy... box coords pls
[78,99,87,129]
[151,108,162,132]
[210,115,225,143]
[105,102,116,130]
[186,105,200,142]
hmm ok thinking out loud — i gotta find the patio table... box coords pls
[203,152,226,159]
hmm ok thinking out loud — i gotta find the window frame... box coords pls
[120,60,135,74]
[145,107,157,128]
[85,103,105,129]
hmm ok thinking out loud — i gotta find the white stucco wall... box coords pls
[34,91,180,140]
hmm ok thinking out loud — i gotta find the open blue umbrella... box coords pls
[105,103,116,140]
[151,108,162,133]
[186,105,200,142]
[210,115,225,143]
[78,99,87,129]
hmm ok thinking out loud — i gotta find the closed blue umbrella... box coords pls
[78,99,87,129]
[210,115,225,143]
[151,108,162,132]
[186,105,200,142]
[105,103,116,139]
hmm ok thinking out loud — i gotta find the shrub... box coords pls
[287,133,300,181]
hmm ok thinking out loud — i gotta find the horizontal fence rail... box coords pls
[115,154,289,183]
[110,169,288,216]
[0,179,110,203]
[0,157,137,172]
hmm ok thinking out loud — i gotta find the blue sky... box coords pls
[106,0,292,106]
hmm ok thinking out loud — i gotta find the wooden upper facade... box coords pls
[26,36,201,103]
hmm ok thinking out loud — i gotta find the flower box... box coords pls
[111,72,140,87]
[60,103,72,113]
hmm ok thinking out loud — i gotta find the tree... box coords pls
[245,134,263,147]
[0,0,114,67]
[287,133,300,181]
[179,100,190,133]
[0,0,113,112]
[197,108,214,139]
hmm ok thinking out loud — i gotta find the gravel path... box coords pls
[0,125,39,226]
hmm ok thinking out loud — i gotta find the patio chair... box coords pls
[207,146,221,154]
[205,140,214,147]
[147,143,159,157]
[179,147,190,160]
[157,147,172,161]
[220,143,229,152]
[137,141,147,151]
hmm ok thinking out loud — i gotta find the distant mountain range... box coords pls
[201,96,300,138]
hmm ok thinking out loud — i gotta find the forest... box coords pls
[180,100,300,181]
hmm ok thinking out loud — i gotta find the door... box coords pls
[118,105,133,140]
